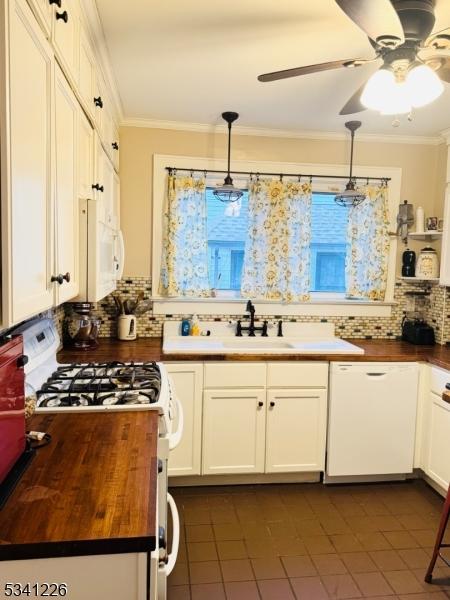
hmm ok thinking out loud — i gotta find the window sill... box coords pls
[152,296,395,317]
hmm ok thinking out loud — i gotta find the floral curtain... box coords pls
[346,184,390,300]
[241,178,312,302]
[159,175,212,297]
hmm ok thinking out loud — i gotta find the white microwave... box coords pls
[76,198,124,303]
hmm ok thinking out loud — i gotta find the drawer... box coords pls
[430,366,450,396]
[267,362,328,388]
[204,362,266,388]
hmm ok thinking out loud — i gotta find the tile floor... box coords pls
[168,479,450,599]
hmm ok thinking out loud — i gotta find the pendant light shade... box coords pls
[213,112,243,203]
[335,121,366,208]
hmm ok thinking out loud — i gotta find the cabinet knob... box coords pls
[51,273,70,285]
[270,401,276,408]
[55,10,68,22]
[257,401,264,408]
[112,142,119,150]
[62,272,70,283]
[93,96,103,108]
[17,355,29,369]
[49,0,61,6]
[92,183,104,192]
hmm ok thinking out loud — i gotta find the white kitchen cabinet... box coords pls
[78,23,95,118]
[203,389,266,475]
[51,0,79,85]
[265,389,327,473]
[426,390,450,490]
[440,186,450,285]
[26,0,52,35]
[54,63,79,303]
[2,0,55,324]
[111,122,120,171]
[166,363,203,477]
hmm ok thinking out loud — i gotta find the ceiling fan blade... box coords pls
[335,0,404,47]
[339,82,369,115]
[258,58,368,82]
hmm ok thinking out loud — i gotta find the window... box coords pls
[207,188,248,291]
[206,188,348,294]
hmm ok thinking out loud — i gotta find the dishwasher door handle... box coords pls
[366,372,387,377]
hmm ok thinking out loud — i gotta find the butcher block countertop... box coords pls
[58,337,450,370]
[0,411,159,561]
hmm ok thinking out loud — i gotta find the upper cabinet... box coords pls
[1,0,121,327]
[3,0,55,324]
[440,186,450,285]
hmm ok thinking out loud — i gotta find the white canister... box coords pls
[416,247,439,279]
[415,206,425,233]
[118,315,137,340]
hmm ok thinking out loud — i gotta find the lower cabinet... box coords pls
[425,390,450,490]
[166,363,203,477]
[202,389,266,475]
[265,389,327,473]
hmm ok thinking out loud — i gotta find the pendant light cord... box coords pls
[349,128,355,182]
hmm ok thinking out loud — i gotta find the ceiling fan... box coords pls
[258,0,450,115]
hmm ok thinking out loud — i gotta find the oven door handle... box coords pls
[162,493,180,576]
[169,392,184,451]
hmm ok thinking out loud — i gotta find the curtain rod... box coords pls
[165,166,391,183]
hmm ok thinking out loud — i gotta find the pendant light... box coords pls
[213,112,243,203]
[335,121,366,208]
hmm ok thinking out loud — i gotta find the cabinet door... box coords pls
[7,0,54,323]
[440,186,450,285]
[166,363,203,477]
[78,108,94,200]
[111,122,120,171]
[426,391,450,490]
[265,389,327,473]
[203,389,266,475]
[78,24,95,118]
[54,64,79,303]
[51,0,79,84]
[26,0,53,36]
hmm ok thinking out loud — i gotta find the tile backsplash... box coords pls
[73,277,450,345]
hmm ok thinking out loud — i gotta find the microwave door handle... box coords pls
[161,493,180,576]
[169,392,184,451]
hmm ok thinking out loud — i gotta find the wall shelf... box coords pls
[408,231,442,241]
[400,277,440,284]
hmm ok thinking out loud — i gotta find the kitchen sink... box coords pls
[222,339,291,349]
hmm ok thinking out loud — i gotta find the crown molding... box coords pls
[440,127,450,144]
[121,117,443,145]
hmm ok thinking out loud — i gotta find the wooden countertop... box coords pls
[58,337,450,370]
[0,411,159,561]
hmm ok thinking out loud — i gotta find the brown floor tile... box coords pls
[396,548,431,569]
[303,535,336,555]
[383,570,425,594]
[268,522,298,539]
[189,561,222,585]
[340,552,378,574]
[242,522,271,540]
[245,538,278,559]
[321,517,353,536]
[370,515,404,532]
[190,582,226,600]
[281,555,317,578]
[221,559,254,582]
[170,562,190,586]
[290,576,329,600]
[355,532,391,551]
[258,578,295,600]
[346,517,381,534]
[383,530,420,550]
[369,550,407,571]
[352,572,393,596]
[330,535,365,553]
[167,585,191,600]
[360,500,391,517]
[186,524,215,542]
[312,554,348,576]
[217,540,248,560]
[410,529,440,548]
[224,580,260,600]
[184,508,211,525]
[398,594,449,600]
[396,514,432,530]
[334,502,366,518]
[274,537,308,557]
[188,541,218,562]
[295,519,325,537]
[213,523,243,541]
[211,507,239,525]
[251,557,286,580]
[321,573,362,599]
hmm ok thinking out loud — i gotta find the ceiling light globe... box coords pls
[380,81,411,115]
[361,69,396,111]
[406,64,444,108]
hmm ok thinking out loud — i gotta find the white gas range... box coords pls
[14,318,182,600]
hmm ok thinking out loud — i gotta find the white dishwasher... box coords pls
[326,362,419,482]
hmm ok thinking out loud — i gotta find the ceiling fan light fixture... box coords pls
[361,68,411,114]
[213,111,243,204]
[405,64,444,107]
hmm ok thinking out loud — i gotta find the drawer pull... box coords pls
[270,401,275,408]
[49,0,61,6]
[55,10,68,22]
[92,183,104,192]
[257,401,264,408]
[94,96,103,108]
[112,141,119,150]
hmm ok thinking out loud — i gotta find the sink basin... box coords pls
[222,339,291,349]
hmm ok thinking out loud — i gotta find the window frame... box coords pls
[152,154,401,317]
